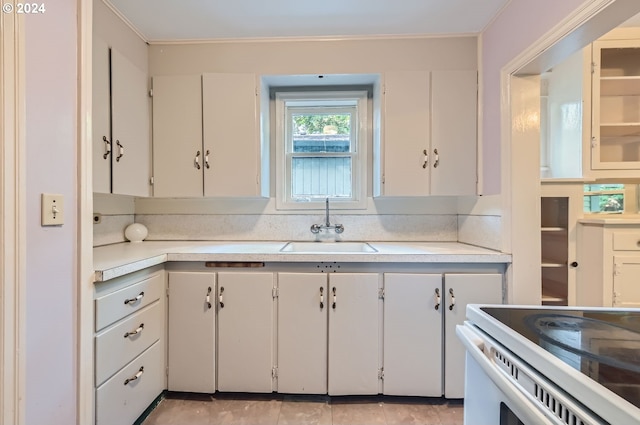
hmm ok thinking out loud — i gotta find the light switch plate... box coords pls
[41,193,64,226]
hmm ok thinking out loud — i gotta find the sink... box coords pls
[280,242,378,253]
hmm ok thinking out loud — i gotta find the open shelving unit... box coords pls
[541,197,570,305]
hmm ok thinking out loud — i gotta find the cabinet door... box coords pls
[202,73,260,197]
[167,272,216,393]
[152,75,204,197]
[111,48,151,197]
[382,71,430,196]
[277,273,328,394]
[613,256,640,308]
[430,70,477,196]
[383,273,442,396]
[217,272,274,392]
[92,37,111,194]
[591,40,640,171]
[444,273,502,398]
[328,273,380,395]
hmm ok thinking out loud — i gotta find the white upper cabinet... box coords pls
[430,70,478,196]
[381,71,431,196]
[590,39,640,172]
[92,37,111,194]
[151,73,263,197]
[111,49,151,196]
[93,40,151,197]
[202,73,262,197]
[377,70,477,197]
[151,75,204,197]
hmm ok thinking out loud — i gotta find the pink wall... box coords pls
[25,0,78,423]
[480,0,589,194]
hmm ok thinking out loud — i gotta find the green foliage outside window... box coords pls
[293,114,350,135]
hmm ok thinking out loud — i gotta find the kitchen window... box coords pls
[275,90,368,210]
[583,183,640,214]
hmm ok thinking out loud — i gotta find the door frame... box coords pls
[499,0,640,304]
[0,5,26,425]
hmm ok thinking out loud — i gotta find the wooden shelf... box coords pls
[600,76,640,96]
[600,124,640,138]
[542,260,566,268]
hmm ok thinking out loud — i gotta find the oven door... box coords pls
[457,323,603,425]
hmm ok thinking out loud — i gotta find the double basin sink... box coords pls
[279,242,377,253]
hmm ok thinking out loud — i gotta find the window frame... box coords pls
[275,90,368,210]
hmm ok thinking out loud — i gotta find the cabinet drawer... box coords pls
[96,340,164,425]
[95,301,162,386]
[613,231,640,251]
[95,272,163,331]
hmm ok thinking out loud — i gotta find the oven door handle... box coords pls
[456,324,561,425]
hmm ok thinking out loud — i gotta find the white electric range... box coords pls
[457,305,640,425]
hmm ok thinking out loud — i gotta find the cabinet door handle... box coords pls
[206,286,212,309]
[434,288,441,310]
[124,291,144,305]
[319,287,324,310]
[219,286,224,309]
[194,150,201,170]
[205,150,210,169]
[115,140,124,162]
[102,136,111,159]
[433,148,439,168]
[124,323,144,338]
[332,286,337,310]
[570,261,579,268]
[124,366,144,386]
[422,149,429,169]
[448,288,456,311]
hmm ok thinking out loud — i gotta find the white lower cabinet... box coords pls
[277,272,380,396]
[93,267,166,425]
[217,271,275,392]
[167,272,216,393]
[443,273,502,398]
[277,273,328,394]
[96,341,164,425]
[383,273,442,397]
[162,266,503,401]
[327,273,380,395]
[381,272,502,398]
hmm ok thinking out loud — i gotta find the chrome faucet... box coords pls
[310,198,344,234]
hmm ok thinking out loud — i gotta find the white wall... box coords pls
[24,1,78,423]
[135,37,489,243]
[480,0,590,194]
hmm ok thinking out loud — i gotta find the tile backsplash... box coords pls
[93,212,502,251]
[135,214,458,242]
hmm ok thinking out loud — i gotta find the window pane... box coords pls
[291,157,352,199]
[584,184,624,213]
[292,113,351,153]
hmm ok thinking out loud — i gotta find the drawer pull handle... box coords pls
[332,287,337,310]
[219,286,224,309]
[434,288,441,310]
[206,286,212,309]
[116,140,124,162]
[124,292,144,305]
[124,323,144,338]
[124,367,144,386]
[449,288,456,311]
[319,287,324,310]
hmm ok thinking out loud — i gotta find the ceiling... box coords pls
[105,0,510,42]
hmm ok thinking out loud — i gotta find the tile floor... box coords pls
[141,393,464,425]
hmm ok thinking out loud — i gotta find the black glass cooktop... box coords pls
[481,307,640,409]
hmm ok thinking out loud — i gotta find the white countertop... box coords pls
[579,216,640,225]
[94,241,512,282]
